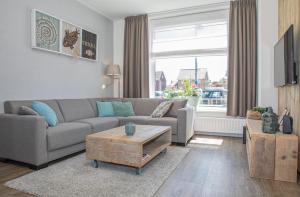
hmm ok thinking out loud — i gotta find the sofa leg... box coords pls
[28,163,48,170]
[0,158,48,170]
[176,142,187,146]
[0,158,8,163]
[243,126,247,144]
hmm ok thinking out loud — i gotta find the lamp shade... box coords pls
[106,64,121,76]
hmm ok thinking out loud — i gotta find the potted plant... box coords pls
[182,80,200,107]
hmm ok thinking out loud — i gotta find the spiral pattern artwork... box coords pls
[35,11,59,51]
[36,20,57,45]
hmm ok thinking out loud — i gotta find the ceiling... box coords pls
[77,0,228,20]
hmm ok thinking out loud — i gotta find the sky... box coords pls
[155,55,227,85]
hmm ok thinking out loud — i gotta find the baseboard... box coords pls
[195,131,243,138]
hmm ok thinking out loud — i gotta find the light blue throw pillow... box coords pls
[32,101,58,127]
[112,101,135,117]
[96,101,114,117]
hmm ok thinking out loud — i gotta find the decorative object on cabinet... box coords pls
[246,107,267,120]
[282,115,293,134]
[262,107,279,134]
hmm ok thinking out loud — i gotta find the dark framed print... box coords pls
[81,29,97,60]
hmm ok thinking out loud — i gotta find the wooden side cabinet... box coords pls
[275,134,298,182]
[246,119,298,182]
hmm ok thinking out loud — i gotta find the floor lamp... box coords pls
[106,64,121,97]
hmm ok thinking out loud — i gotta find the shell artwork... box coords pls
[63,29,80,50]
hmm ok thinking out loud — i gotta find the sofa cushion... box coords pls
[132,98,161,116]
[76,117,119,133]
[47,122,92,151]
[57,99,95,122]
[32,101,58,127]
[4,100,65,123]
[118,116,150,126]
[18,106,39,116]
[165,99,187,117]
[112,102,135,117]
[151,101,173,118]
[96,101,114,117]
[88,98,121,116]
[147,117,178,135]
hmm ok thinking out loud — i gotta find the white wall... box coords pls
[257,0,278,112]
[113,19,125,97]
[0,0,114,113]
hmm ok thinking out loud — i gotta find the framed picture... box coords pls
[31,9,98,62]
[61,21,81,57]
[32,10,60,52]
[81,29,97,60]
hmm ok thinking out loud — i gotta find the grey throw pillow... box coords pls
[151,101,173,118]
[165,99,188,117]
[18,106,49,128]
[18,106,39,115]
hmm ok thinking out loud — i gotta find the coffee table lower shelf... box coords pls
[92,145,168,175]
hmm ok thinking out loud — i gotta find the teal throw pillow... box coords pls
[32,101,58,127]
[112,102,135,117]
[96,101,114,117]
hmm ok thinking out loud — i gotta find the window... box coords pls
[150,9,229,112]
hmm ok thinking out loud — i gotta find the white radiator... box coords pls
[194,117,246,137]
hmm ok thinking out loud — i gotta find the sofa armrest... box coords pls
[0,114,48,166]
[177,106,195,145]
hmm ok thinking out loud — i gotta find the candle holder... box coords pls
[125,123,136,136]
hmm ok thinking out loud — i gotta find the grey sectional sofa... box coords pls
[0,98,194,169]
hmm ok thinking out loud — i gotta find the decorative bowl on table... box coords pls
[125,122,136,136]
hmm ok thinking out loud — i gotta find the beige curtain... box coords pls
[123,14,149,98]
[227,0,257,117]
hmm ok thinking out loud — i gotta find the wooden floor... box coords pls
[1,135,300,197]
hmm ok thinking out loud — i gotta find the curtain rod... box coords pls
[148,1,230,20]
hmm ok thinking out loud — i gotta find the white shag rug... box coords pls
[5,146,189,197]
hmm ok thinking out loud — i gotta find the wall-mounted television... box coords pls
[274,25,297,87]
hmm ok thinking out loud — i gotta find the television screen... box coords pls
[274,25,297,87]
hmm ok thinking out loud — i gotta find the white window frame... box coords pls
[148,3,230,116]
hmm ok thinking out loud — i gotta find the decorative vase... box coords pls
[187,96,200,107]
[125,123,136,136]
[262,107,279,134]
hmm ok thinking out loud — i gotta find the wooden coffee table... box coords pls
[86,125,172,174]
